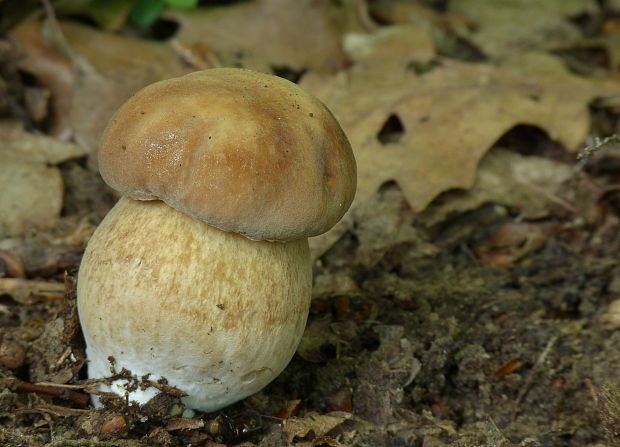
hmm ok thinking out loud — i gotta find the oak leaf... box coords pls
[164,0,350,74]
[448,0,599,58]
[302,48,620,215]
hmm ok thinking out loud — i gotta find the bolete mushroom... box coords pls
[77,68,356,412]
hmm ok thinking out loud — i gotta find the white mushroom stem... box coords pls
[77,197,311,412]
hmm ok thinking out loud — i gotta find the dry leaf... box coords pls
[0,120,84,238]
[302,47,620,217]
[0,120,84,163]
[11,19,190,165]
[164,0,349,74]
[0,278,64,304]
[0,158,63,237]
[10,20,76,139]
[420,148,574,225]
[0,236,84,276]
[283,412,347,443]
[351,185,433,267]
[474,222,556,268]
[448,0,599,58]
[344,24,436,70]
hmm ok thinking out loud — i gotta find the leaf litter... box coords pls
[2,1,620,446]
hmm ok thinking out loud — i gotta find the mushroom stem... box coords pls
[77,197,311,412]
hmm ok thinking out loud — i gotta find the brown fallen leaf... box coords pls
[0,278,65,304]
[100,415,127,435]
[0,236,83,276]
[303,37,620,254]
[493,357,526,378]
[351,184,436,267]
[420,148,575,226]
[164,417,205,432]
[164,0,351,74]
[0,158,63,238]
[9,20,76,139]
[283,412,348,444]
[0,120,84,238]
[474,221,556,268]
[344,24,436,72]
[11,19,191,165]
[274,399,302,420]
[0,249,25,278]
[448,0,599,58]
[0,120,84,163]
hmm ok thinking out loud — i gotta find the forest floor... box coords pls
[3,1,620,446]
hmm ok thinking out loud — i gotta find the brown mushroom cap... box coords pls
[98,68,356,242]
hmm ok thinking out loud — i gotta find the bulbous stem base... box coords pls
[77,197,311,412]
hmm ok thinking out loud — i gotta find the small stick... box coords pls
[148,380,188,398]
[586,378,599,406]
[0,278,65,302]
[18,403,90,417]
[513,336,558,418]
[576,134,620,170]
[35,381,101,396]
[0,250,25,278]
[1,378,90,406]
[56,347,73,367]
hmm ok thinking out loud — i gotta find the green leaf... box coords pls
[129,0,165,27]
[164,0,198,8]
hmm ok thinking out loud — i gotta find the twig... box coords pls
[148,380,188,398]
[164,417,205,431]
[0,250,25,278]
[35,381,100,395]
[55,346,73,367]
[1,378,90,406]
[576,134,620,169]
[586,378,599,406]
[513,336,558,418]
[17,403,89,417]
[0,278,65,303]
[514,178,576,213]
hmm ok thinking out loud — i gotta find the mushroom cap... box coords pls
[98,68,356,242]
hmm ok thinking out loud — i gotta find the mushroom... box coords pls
[77,68,356,412]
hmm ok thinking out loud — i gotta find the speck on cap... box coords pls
[98,68,356,242]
